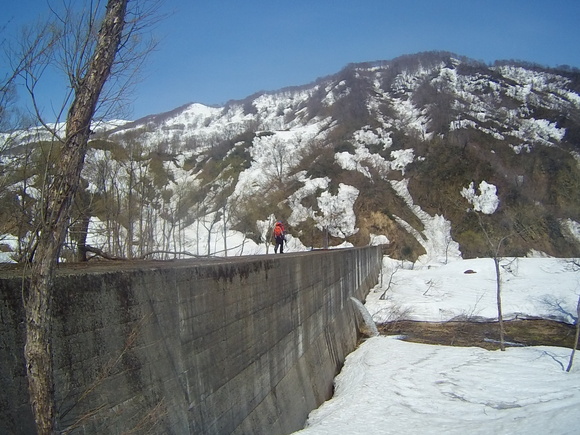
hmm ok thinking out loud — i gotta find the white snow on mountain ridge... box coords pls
[67,61,580,259]
[3,56,580,262]
[107,59,578,162]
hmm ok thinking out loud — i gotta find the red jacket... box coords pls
[273,223,285,238]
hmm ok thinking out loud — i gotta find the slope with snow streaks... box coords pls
[2,52,579,262]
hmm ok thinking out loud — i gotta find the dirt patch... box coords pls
[378,319,578,351]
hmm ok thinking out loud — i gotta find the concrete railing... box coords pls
[0,246,382,434]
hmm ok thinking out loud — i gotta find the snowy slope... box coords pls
[1,52,579,261]
[293,256,580,435]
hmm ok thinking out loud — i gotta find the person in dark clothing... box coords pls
[272,221,286,253]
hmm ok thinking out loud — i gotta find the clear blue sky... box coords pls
[4,0,580,121]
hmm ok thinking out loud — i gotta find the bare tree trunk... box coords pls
[25,2,128,433]
[567,296,580,372]
[196,218,200,256]
[204,213,219,256]
[222,206,228,257]
[74,213,91,262]
[493,256,506,351]
[477,213,508,352]
[126,161,135,259]
[71,185,92,262]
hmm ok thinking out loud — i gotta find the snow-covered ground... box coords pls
[294,256,580,434]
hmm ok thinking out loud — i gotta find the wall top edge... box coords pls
[0,246,381,279]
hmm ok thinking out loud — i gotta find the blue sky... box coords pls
[3,0,580,121]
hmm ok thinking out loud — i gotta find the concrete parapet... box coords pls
[0,247,381,434]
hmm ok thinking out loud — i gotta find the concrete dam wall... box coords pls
[0,246,382,434]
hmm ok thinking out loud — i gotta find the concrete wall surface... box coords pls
[0,246,381,434]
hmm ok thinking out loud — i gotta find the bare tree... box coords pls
[6,1,160,432]
[567,259,580,372]
[489,234,509,351]
[253,134,294,184]
[567,295,580,372]
[475,212,530,352]
[462,182,509,352]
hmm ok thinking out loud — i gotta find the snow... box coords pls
[561,219,580,245]
[4,58,580,263]
[287,176,330,227]
[370,234,389,246]
[514,118,566,146]
[368,257,579,324]
[334,126,411,179]
[389,148,414,174]
[297,336,580,435]
[0,235,19,262]
[461,181,500,214]
[294,256,580,434]
[389,179,462,265]
[315,184,359,238]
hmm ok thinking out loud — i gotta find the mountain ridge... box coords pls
[1,51,579,262]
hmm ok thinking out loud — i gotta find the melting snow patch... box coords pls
[461,181,499,214]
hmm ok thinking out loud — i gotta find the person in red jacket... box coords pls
[272,221,286,253]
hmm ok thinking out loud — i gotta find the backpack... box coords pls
[274,223,284,237]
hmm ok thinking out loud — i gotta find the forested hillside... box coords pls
[2,51,579,262]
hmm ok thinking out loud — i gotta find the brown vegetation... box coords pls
[378,319,578,350]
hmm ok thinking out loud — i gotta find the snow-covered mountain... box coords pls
[2,51,579,262]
